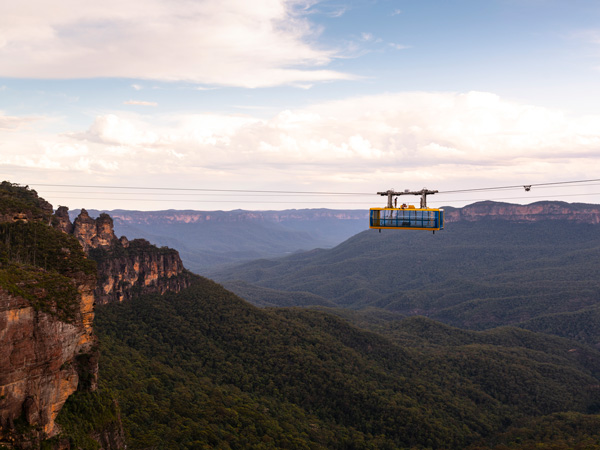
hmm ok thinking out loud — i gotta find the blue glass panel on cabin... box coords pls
[371,209,443,229]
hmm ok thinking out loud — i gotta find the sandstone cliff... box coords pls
[0,279,96,444]
[61,208,191,305]
[0,183,99,448]
[443,201,600,224]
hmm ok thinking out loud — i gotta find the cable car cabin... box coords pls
[370,206,444,231]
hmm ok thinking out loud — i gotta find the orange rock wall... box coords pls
[94,247,190,305]
[65,208,191,305]
[0,275,96,441]
[444,201,600,224]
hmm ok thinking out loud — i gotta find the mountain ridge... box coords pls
[444,200,600,224]
[212,218,600,332]
[71,201,600,273]
[72,200,600,225]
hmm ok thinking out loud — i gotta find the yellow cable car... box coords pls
[370,188,444,232]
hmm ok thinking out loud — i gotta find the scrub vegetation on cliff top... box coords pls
[0,181,52,220]
[0,183,96,321]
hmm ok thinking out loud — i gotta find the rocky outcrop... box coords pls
[444,201,600,224]
[59,207,191,305]
[92,239,190,305]
[0,183,125,449]
[72,210,118,252]
[53,206,73,234]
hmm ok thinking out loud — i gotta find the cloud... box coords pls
[0,0,353,88]
[328,7,346,18]
[361,32,374,42]
[0,112,40,130]
[3,91,600,207]
[575,29,600,45]
[124,100,158,107]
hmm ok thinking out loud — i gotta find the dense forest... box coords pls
[75,276,600,449]
[212,219,600,331]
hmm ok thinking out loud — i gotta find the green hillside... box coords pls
[519,305,600,349]
[212,219,600,329]
[93,276,600,449]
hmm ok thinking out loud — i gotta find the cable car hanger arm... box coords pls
[377,188,439,209]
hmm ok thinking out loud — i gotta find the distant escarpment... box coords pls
[0,182,99,447]
[57,207,191,305]
[76,208,368,225]
[444,200,600,224]
[77,201,600,226]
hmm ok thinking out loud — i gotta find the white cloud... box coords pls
[66,92,600,174]
[124,100,158,107]
[389,43,410,50]
[0,0,353,88]
[3,91,600,208]
[361,32,374,42]
[328,7,346,18]
[0,112,39,130]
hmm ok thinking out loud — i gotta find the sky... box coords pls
[2,0,600,211]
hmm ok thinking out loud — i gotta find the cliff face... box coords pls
[0,277,96,442]
[1,183,189,449]
[444,201,600,224]
[93,243,188,305]
[0,183,99,447]
[64,208,191,305]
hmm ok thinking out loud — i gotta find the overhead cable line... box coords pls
[29,178,600,197]
[44,197,370,204]
[38,190,370,198]
[40,191,600,206]
[28,178,600,209]
[437,178,600,195]
[29,183,370,196]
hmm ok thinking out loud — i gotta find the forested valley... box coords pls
[70,274,600,449]
[3,182,600,449]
